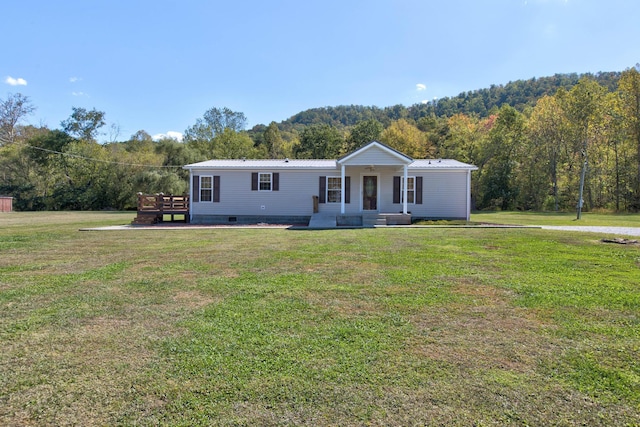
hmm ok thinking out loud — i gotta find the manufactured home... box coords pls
[183,141,477,226]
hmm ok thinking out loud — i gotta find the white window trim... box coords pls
[258,172,272,192]
[401,176,416,205]
[326,176,342,204]
[200,175,213,203]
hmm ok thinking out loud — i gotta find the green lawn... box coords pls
[472,210,640,226]
[1,212,639,426]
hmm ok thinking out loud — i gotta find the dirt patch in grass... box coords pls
[172,289,219,310]
[2,320,161,425]
[304,288,383,318]
[408,279,559,374]
[0,284,217,426]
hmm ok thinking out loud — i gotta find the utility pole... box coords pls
[577,149,587,220]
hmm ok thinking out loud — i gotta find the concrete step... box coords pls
[362,214,387,227]
[381,213,412,225]
[308,214,337,228]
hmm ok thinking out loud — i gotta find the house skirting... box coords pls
[192,213,415,227]
[191,213,466,226]
[190,214,311,225]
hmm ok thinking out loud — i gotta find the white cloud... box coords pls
[416,83,426,91]
[72,91,88,97]
[5,76,27,86]
[167,131,183,141]
[153,131,184,142]
[69,77,80,83]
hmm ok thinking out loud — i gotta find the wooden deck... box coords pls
[132,193,189,225]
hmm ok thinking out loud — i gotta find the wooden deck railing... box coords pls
[132,193,189,224]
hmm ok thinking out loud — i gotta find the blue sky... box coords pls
[4,0,639,142]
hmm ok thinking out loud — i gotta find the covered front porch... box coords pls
[331,141,415,217]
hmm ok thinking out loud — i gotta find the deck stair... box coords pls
[132,193,189,225]
[363,213,387,227]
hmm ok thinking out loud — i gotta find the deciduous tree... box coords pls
[345,119,383,152]
[263,121,287,158]
[295,124,344,159]
[0,93,36,146]
[212,127,263,159]
[618,66,640,209]
[558,78,607,217]
[60,107,106,142]
[184,107,247,143]
[184,107,249,158]
[379,119,433,159]
[479,105,525,210]
[527,96,571,210]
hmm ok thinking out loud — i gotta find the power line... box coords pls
[22,144,186,169]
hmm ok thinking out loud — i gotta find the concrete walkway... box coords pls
[541,226,640,237]
[79,224,292,231]
[80,223,640,236]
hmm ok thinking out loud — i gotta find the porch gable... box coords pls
[337,141,413,166]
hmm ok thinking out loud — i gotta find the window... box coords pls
[193,175,219,202]
[394,175,422,205]
[319,176,350,204]
[200,176,213,202]
[327,177,342,203]
[401,176,415,204]
[252,172,279,191]
[259,173,272,191]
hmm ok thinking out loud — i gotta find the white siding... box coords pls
[372,169,469,218]
[420,171,468,218]
[191,169,339,216]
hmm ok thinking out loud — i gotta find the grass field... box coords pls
[1,211,639,426]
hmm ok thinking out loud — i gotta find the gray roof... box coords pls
[410,159,478,170]
[184,158,477,171]
[184,159,337,169]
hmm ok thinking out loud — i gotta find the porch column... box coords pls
[188,170,193,223]
[403,164,408,215]
[340,164,346,214]
[466,169,471,221]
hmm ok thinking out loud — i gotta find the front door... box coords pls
[362,175,378,211]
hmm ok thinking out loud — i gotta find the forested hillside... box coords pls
[2,68,639,213]
[276,71,622,129]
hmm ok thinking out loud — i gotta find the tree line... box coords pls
[1,67,639,212]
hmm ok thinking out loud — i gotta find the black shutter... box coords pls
[345,176,351,204]
[273,173,279,191]
[319,176,326,203]
[213,176,220,202]
[416,176,423,205]
[251,172,258,191]
[393,176,401,204]
[193,175,200,203]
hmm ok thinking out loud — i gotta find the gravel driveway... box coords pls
[541,226,640,237]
